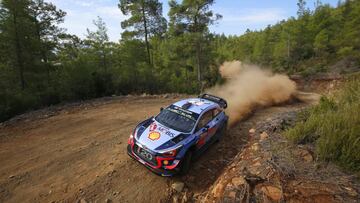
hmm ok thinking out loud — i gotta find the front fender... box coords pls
[176,135,198,158]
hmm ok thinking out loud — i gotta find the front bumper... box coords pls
[127,145,180,176]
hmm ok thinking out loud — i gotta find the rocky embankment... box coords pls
[170,110,359,203]
[200,111,359,203]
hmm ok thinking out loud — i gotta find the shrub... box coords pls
[285,75,360,172]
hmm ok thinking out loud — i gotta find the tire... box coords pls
[216,122,227,142]
[179,151,192,175]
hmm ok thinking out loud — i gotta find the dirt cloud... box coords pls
[207,61,297,125]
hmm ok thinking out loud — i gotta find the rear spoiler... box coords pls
[198,94,228,109]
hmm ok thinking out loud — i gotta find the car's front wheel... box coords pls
[179,151,192,175]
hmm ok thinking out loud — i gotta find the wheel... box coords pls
[216,123,227,142]
[179,151,192,175]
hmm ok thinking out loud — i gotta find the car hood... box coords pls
[136,120,182,151]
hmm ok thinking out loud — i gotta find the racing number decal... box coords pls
[148,131,161,141]
[137,147,153,160]
[149,123,157,131]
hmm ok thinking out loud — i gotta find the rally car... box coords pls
[127,94,228,176]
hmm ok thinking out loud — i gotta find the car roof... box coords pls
[172,98,219,114]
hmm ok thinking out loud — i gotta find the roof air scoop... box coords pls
[181,102,192,109]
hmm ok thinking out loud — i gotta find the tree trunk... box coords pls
[102,49,107,73]
[196,41,203,93]
[12,5,25,90]
[35,20,51,84]
[194,8,202,92]
[141,5,151,65]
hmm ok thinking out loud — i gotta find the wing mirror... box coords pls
[203,125,209,132]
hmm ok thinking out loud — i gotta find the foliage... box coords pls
[285,74,360,172]
[168,0,222,91]
[214,0,360,73]
[118,0,167,64]
[1,0,360,122]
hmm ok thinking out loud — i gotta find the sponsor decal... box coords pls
[148,131,161,141]
[157,126,176,138]
[169,107,196,121]
[188,100,206,106]
[149,123,157,131]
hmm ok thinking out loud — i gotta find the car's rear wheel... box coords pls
[216,123,227,142]
[179,151,192,175]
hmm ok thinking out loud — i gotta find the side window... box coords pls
[213,108,221,117]
[196,110,213,132]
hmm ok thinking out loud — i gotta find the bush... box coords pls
[285,75,360,172]
[0,90,40,121]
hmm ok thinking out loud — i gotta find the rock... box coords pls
[172,195,179,203]
[251,161,262,167]
[8,175,15,179]
[105,198,111,203]
[249,128,256,134]
[79,199,87,203]
[251,143,260,151]
[172,182,185,193]
[227,191,236,198]
[231,177,246,187]
[181,192,188,203]
[303,153,313,162]
[296,148,313,162]
[344,186,358,197]
[260,132,269,141]
[212,182,225,198]
[261,185,282,201]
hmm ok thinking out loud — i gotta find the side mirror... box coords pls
[160,107,164,111]
[203,125,209,132]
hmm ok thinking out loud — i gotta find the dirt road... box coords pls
[0,96,310,203]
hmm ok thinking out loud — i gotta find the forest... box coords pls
[0,0,360,122]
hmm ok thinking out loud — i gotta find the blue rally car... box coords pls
[127,94,228,176]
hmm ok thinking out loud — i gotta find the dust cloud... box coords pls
[207,61,297,125]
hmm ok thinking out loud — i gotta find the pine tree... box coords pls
[86,16,110,72]
[118,0,167,65]
[29,0,66,83]
[0,0,34,90]
[168,0,221,91]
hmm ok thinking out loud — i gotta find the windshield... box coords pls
[155,105,199,133]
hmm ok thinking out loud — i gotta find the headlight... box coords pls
[160,145,183,157]
[128,133,134,145]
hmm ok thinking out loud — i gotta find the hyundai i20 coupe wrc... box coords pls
[127,94,228,176]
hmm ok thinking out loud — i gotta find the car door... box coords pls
[195,109,215,149]
[206,108,222,139]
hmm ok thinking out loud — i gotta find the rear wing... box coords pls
[199,94,228,109]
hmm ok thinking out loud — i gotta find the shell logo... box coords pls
[148,132,160,141]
